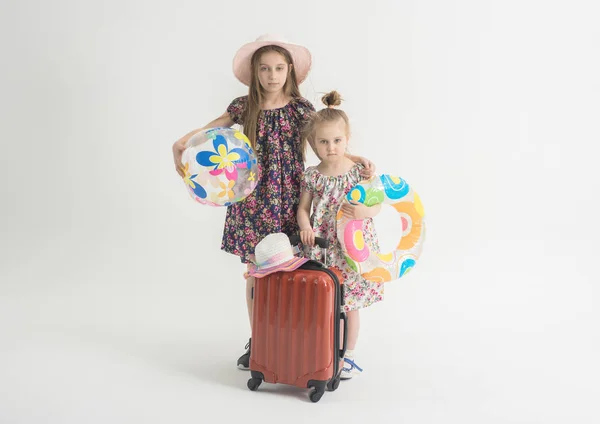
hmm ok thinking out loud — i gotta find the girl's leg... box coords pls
[245,273,255,327]
[237,267,255,369]
[346,309,360,350]
[341,309,363,380]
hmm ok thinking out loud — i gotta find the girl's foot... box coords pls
[340,356,363,380]
[237,338,251,370]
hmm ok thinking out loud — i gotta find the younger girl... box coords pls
[298,91,384,380]
[171,35,376,369]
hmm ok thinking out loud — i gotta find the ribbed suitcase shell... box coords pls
[249,263,344,390]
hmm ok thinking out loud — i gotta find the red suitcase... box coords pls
[246,236,348,402]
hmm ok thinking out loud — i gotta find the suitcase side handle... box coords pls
[340,311,348,360]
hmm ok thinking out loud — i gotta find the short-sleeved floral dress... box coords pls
[301,163,384,312]
[221,95,315,263]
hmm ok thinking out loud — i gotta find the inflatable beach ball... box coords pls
[181,127,259,207]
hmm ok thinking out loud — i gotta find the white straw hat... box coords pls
[247,233,309,278]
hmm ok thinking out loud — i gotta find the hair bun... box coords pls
[321,90,342,108]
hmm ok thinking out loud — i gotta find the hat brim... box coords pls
[247,256,309,279]
[232,40,312,87]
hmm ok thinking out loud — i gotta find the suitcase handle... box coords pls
[288,234,329,250]
[289,234,330,266]
[340,311,348,359]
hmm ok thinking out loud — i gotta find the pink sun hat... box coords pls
[247,233,309,278]
[232,33,312,87]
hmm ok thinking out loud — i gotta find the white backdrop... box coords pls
[1,0,599,422]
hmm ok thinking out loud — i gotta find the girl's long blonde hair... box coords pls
[242,45,301,149]
[300,90,350,161]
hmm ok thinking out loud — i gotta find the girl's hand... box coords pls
[173,130,201,177]
[172,136,189,177]
[243,254,257,279]
[300,228,316,247]
[356,156,376,178]
[341,201,370,220]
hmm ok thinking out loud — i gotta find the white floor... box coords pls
[1,226,598,424]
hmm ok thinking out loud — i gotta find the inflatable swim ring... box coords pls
[336,174,426,283]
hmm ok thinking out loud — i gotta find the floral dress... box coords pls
[221,96,315,263]
[301,163,384,312]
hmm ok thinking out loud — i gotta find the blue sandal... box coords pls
[341,357,363,379]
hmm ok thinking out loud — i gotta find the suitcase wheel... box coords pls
[309,388,324,403]
[327,375,341,392]
[247,377,262,391]
[307,380,327,402]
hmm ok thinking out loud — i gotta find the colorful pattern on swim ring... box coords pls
[346,185,366,204]
[380,175,410,200]
[344,220,370,262]
[398,256,417,278]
